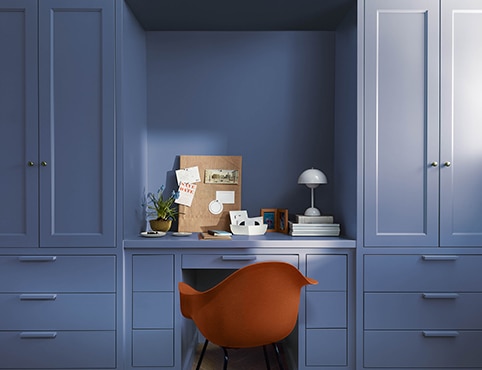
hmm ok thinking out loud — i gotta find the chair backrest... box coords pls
[179,261,318,348]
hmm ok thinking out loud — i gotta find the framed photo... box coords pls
[277,208,289,234]
[261,209,277,232]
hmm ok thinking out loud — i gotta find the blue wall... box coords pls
[121,2,148,237]
[145,31,336,218]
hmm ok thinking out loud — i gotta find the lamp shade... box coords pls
[298,168,327,186]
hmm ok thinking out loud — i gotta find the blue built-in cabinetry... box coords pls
[0,0,118,369]
[360,0,482,369]
[364,0,482,248]
[0,0,116,249]
[124,239,355,370]
[0,255,117,369]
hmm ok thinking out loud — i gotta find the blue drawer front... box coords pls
[306,291,346,328]
[0,331,116,369]
[306,254,347,291]
[365,292,482,329]
[0,256,116,292]
[0,293,115,330]
[132,254,173,291]
[364,255,482,292]
[364,331,482,368]
[306,329,347,366]
[132,329,174,367]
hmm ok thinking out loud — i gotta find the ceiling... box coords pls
[124,0,356,31]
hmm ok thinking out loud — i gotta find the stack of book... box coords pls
[289,215,340,236]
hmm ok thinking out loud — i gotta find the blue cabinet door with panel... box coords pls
[38,0,116,247]
[439,0,482,247]
[363,0,440,247]
[364,0,482,248]
[0,0,39,247]
[0,0,116,248]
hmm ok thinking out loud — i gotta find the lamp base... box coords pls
[304,207,321,216]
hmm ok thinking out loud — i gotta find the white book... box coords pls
[290,230,340,236]
[295,215,334,224]
[289,221,340,230]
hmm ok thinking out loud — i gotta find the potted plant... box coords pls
[146,185,180,232]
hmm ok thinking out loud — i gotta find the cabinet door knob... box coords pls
[41,161,48,167]
[444,161,451,167]
[27,161,35,167]
[431,161,438,167]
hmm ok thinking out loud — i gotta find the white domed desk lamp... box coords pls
[298,168,327,216]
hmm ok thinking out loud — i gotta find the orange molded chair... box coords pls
[179,261,318,370]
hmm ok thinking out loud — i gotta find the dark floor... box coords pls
[191,341,287,370]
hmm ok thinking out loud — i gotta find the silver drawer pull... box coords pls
[20,294,57,301]
[221,256,257,261]
[422,255,458,261]
[423,331,459,338]
[18,256,57,262]
[422,293,459,299]
[20,332,57,339]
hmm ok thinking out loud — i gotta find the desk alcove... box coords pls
[124,234,355,370]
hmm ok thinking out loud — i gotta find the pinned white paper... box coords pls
[175,166,201,185]
[216,191,235,204]
[175,182,197,207]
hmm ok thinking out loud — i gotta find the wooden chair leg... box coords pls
[263,345,271,370]
[195,339,209,370]
[273,343,285,370]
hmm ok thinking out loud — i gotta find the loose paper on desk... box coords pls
[175,166,201,185]
[175,182,197,207]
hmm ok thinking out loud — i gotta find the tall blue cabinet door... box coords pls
[440,0,482,247]
[38,0,115,247]
[0,0,39,248]
[364,0,440,247]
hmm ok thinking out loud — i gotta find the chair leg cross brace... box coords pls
[195,339,285,370]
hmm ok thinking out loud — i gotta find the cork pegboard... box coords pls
[177,155,242,233]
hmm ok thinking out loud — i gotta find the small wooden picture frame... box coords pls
[277,208,289,234]
[261,209,277,232]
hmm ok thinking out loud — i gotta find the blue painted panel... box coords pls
[306,291,346,328]
[365,292,482,330]
[364,0,440,247]
[133,292,174,329]
[132,254,174,291]
[306,328,347,366]
[306,254,347,291]
[364,255,482,292]
[0,331,116,369]
[132,330,174,367]
[0,293,116,330]
[121,1,149,239]
[364,331,482,368]
[0,255,116,292]
[38,0,116,247]
[145,31,336,217]
[440,0,482,247]
[0,0,38,247]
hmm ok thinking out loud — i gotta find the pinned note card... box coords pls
[175,182,197,207]
[175,166,201,185]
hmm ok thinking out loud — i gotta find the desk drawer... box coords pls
[364,255,482,291]
[364,330,482,368]
[306,329,347,366]
[0,331,116,369]
[0,255,115,292]
[0,293,115,330]
[307,291,346,328]
[182,254,298,269]
[365,293,482,330]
